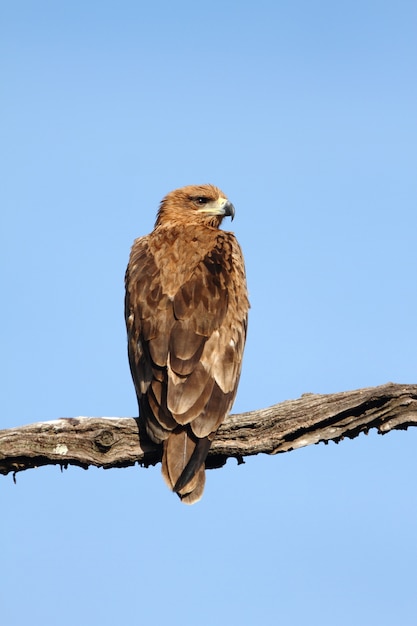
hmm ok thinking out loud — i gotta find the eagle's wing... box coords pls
[125,227,248,503]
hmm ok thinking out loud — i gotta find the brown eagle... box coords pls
[125,184,249,503]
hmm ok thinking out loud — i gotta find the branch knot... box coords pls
[93,430,115,453]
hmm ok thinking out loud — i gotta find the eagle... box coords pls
[125,184,249,504]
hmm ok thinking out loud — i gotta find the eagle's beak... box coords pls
[223,200,235,221]
[196,197,235,221]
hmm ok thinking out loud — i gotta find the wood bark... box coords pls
[1,382,416,478]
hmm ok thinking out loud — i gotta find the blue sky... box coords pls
[1,2,417,624]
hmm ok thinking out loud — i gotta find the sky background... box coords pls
[1,1,417,624]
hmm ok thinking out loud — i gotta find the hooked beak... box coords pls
[223,200,235,221]
[196,197,235,221]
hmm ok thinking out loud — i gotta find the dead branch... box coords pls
[1,382,416,477]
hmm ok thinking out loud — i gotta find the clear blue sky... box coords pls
[2,2,417,624]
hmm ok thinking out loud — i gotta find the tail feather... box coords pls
[174,436,211,493]
[177,466,206,504]
[162,428,212,504]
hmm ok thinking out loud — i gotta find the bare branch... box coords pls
[1,382,416,477]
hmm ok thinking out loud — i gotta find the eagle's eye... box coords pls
[194,196,209,205]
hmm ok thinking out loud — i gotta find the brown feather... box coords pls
[167,362,212,416]
[168,320,206,375]
[125,184,249,503]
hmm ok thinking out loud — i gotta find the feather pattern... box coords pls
[125,184,249,503]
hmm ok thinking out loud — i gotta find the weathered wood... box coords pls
[0,382,416,477]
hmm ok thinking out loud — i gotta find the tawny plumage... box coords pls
[125,184,249,503]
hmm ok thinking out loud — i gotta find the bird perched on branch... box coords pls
[125,184,249,503]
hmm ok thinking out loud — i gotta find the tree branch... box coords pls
[1,382,416,478]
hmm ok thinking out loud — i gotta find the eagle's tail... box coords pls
[162,428,212,505]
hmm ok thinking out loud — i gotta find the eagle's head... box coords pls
[155,184,235,229]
